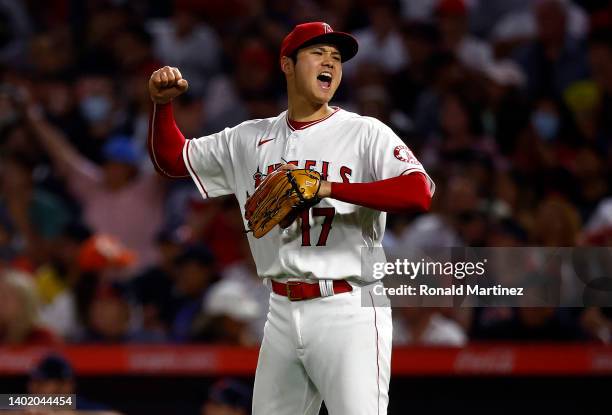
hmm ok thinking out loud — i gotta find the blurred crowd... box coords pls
[1,0,612,347]
[19,352,251,414]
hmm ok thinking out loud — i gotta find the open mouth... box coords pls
[317,72,332,90]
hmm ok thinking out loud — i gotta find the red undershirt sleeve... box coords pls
[148,102,189,178]
[329,172,432,213]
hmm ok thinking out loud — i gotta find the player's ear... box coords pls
[280,56,294,76]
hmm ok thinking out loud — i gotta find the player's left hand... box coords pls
[279,164,331,198]
[245,168,325,238]
[275,164,330,228]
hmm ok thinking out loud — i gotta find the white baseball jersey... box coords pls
[183,107,435,282]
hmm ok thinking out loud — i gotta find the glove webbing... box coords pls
[287,170,321,206]
[287,170,307,205]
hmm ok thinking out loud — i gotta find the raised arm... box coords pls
[25,104,102,191]
[148,66,190,178]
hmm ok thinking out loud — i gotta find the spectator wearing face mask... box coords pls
[513,96,579,182]
[25,99,166,273]
[531,98,561,141]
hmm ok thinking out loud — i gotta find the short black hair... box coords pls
[401,21,440,43]
[207,378,252,410]
[30,354,73,381]
[589,28,612,50]
[174,244,215,267]
[61,221,92,243]
[288,40,344,65]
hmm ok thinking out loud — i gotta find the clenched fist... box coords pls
[149,66,189,104]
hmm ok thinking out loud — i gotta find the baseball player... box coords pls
[148,22,434,415]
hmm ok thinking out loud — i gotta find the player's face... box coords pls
[293,44,342,104]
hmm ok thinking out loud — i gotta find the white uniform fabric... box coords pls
[184,108,434,283]
[253,283,392,415]
[183,107,434,415]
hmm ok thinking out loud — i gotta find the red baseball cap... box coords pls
[436,0,468,16]
[78,234,136,272]
[280,22,358,63]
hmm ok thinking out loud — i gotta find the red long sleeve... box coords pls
[148,103,189,178]
[330,173,432,213]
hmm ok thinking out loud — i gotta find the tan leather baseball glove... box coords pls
[245,168,322,238]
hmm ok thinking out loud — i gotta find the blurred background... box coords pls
[0,0,612,413]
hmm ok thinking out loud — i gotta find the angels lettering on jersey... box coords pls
[252,161,353,190]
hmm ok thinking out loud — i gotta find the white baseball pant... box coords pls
[252,282,392,415]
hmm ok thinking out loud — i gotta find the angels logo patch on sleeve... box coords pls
[393,145,419,165]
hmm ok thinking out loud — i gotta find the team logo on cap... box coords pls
[394,145,419,164]
[323,23,333,33]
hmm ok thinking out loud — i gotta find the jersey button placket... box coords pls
[285,132,299,157]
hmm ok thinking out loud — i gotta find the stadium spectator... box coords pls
[201,378,252,415]
[394,308,467,346]
[347,2,408,76]
[183,196,248,268]
[148,5,221,96]
[389,175,472,252]
[421,87,498,172]
[531,195,581,246]
[512,0,589,99]
[40,233,136,341]
[204,39,280,133]
[472,307,589,341]
[169,244,217,342]
[129,226,186,339]
[411,51,466,139]
[435,0,493,71]
[481,60,529,155]
[26,103,166,271]
[216,238,270,342]
[192,277,261,345]
[28,353,115,411]
[0,269,59,345]
[582,197,612,245]
[0,155,71,265]
[492,0,589,48]
[36,221,92,337]
[391,21,440,125]
[0,210,19,268]
[28,354,74,395]
[587,29,612,156]
[73,74,128,159]
[511,95,579,193]
[78,282,164,343]
[0,0,31,66]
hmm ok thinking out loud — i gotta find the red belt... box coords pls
[271,280,352,301]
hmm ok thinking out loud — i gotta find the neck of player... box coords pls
[287,97,334,122]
